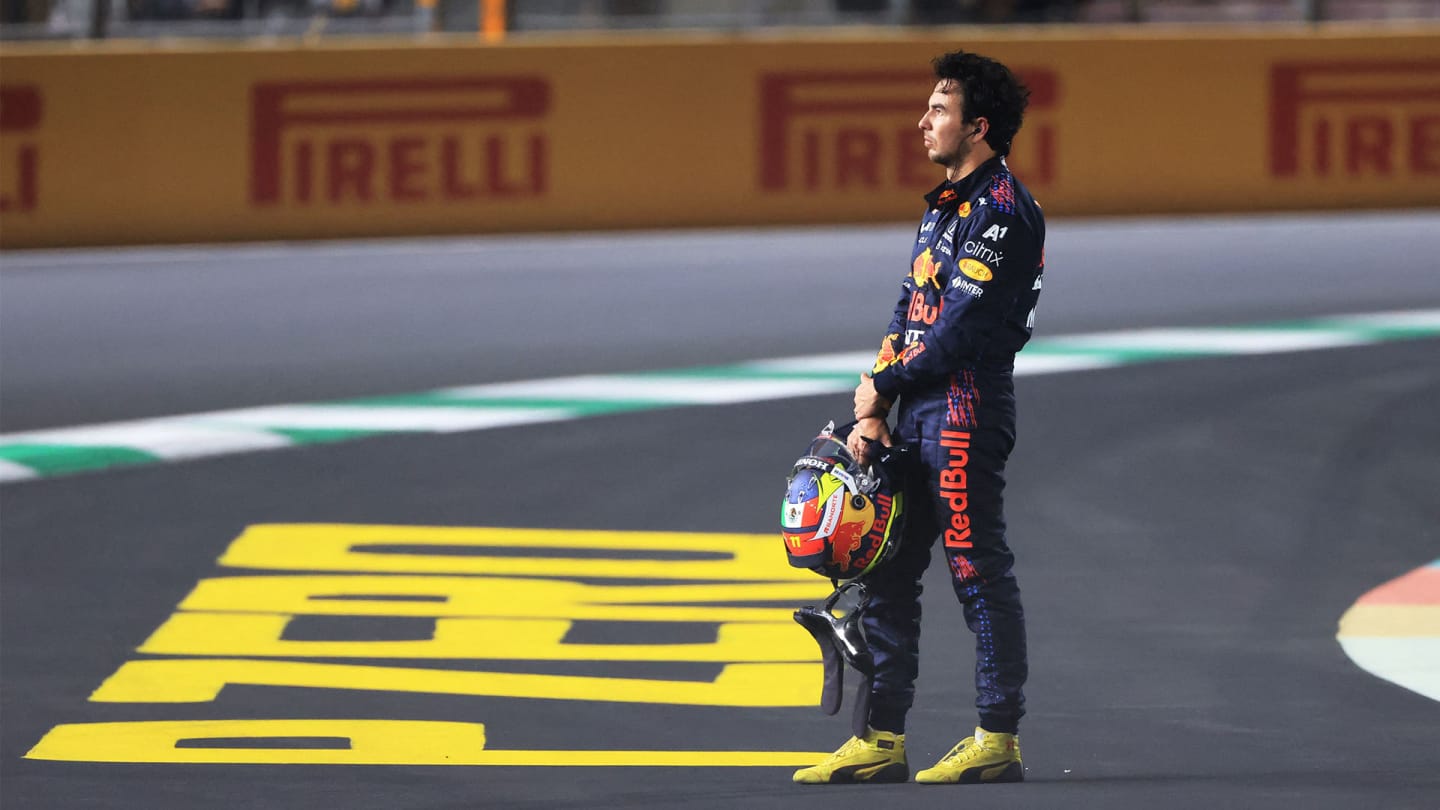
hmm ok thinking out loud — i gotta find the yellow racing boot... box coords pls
[792,728,908,784]
[914,727,1023,784]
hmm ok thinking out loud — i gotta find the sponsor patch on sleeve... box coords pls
[958,258,993,282]
[899,342,927,366]
[872,333,901,373]
[951,277,984,298]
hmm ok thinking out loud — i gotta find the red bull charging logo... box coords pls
[911,248,941,289]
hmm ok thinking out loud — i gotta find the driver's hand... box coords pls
[847,417,892,466]
[853,373,892,421]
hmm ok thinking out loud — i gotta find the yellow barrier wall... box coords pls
[1,27,1437,248]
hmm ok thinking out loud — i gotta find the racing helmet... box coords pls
[781,422,904,582]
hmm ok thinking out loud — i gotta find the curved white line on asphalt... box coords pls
[0,458,39,481]
[443,375,850,404]
[1048,328,1369,354]
[195,405,574,433]
[4,419,291,459]
[2,307,1437,483]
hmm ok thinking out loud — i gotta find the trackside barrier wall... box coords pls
[1,27,1437,248]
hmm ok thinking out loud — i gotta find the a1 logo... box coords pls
[982,225,1008,241]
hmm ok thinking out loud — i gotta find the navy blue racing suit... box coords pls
[863,155,1044,736]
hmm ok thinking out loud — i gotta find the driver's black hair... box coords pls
[932,50,1031,157]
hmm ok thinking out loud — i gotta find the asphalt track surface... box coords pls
[3,212,1439,809]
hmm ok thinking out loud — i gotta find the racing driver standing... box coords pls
[793,50,1046,786]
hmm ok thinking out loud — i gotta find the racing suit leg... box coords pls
[859,455,940,734]
[863,370,1028,736]
[927,370,1028,734]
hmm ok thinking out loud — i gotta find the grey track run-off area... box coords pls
[3,211,1440,433]
[2,211,1438,810]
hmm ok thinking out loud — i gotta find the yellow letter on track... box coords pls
[179,574,825,622]
[89,659,822,707]
[138,613,818,662]
[25,720,830,766]
[218,524,811,581]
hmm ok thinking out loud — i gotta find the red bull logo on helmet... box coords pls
[849,491,900,575]
[829,517,866,569]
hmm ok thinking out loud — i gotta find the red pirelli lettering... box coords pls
[250,77,551,207]
[1270,61,1440,179]
[0,84,42,214]
[1411,115,1440,173]
[0,85,42,132]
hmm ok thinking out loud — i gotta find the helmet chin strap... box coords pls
[792,579,875,738]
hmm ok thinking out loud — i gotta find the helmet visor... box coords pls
[802,434,853,465]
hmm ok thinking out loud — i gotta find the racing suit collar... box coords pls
[923,156,1006,209]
